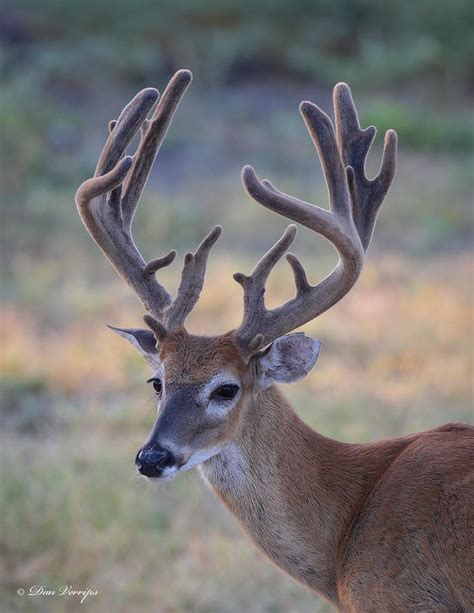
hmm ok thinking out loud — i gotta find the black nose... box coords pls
[135,446,175,478]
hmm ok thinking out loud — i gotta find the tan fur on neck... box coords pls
[201,387,474,609]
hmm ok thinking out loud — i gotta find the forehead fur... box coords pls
[159,330,246,384]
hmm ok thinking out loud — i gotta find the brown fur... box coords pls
[159,330,246,384]
[156,331,473,612]
[154,331,248,454]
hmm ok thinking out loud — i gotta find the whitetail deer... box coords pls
[76,70,473,611]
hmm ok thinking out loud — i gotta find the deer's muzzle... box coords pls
[135,445,176,478]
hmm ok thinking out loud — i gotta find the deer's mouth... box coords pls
[147,468,179,482]
[136,444,222,481]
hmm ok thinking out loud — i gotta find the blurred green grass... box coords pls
[1,2,474,612]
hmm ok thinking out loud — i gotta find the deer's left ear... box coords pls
[257,333,321,389]
[107,325,160,366]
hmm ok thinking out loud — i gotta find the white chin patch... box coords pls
[178,446,222,473]
[161,466,178,479]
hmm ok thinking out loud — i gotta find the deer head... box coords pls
[76,70,396,480]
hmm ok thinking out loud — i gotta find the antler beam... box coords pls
[75,71,221,333]
[235,83,397,353]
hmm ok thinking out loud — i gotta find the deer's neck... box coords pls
[199,386,406,605]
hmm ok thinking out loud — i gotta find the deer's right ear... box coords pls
[107,325,159,365]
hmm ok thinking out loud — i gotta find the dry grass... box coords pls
[1,246,472,612]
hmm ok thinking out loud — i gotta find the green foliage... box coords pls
[3,0,473,86]
[362,102,474,151]
[1,0,472,230]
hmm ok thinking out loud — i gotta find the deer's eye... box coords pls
[147,378,162,395]
[212,384,239,400]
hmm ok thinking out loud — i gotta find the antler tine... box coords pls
[75,72,193,322]
[233,224,297,351]
[334,83,397,250]
[164,225,223,330]
[300,101,352,218]
[76,156,133,207]
[121,69,193,227]
[77,88,157,206]
[95,88,159,177]
[236,83,397,353]
[107,119,125,210]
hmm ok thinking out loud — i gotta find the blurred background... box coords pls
[1,1,473,611]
